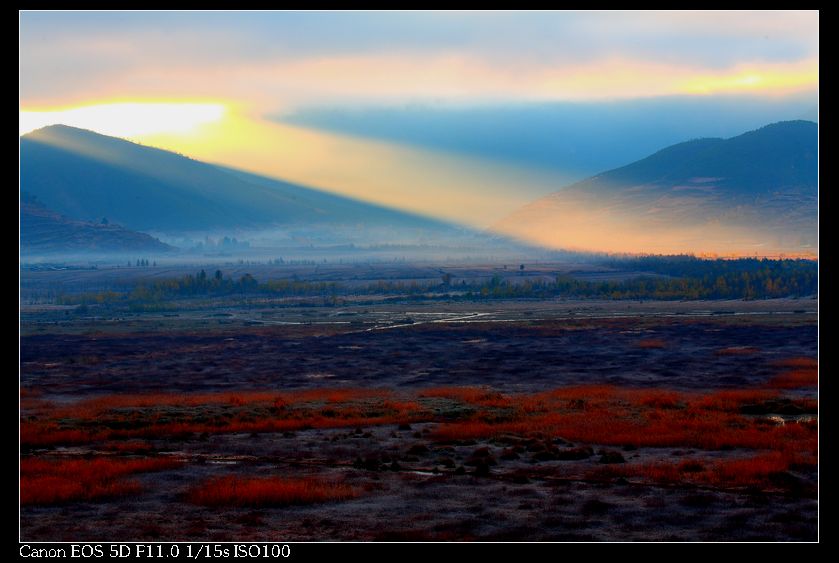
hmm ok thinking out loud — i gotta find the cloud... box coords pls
[20,11,818,112]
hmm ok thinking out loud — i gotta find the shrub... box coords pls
[20,457,181,505]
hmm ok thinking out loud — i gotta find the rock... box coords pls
[466,454,497,467]
[525,440,547,452]
[500,448,520,460]
[555,446,594,460]
[407,444,430,455]
[531,450,560,462]
[598,451,626,464]
[362,456,381,471]
[473,460,492,476]
[437,457,456,468]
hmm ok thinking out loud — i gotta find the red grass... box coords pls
[187,476,358,507]
[715,346,760,356]
[20,457,181,505]
[54,388,391,418]
[101,440,154,453]
[20,384,817,469]
[20,387,415,447]
[706,452,790,487]
[20,424,109,447]
[773,357,818,369]
[430,395,817,452]
[634,390,684,409]
[419,387,506,406]
[766,357,817,390]
[692,389,779,411]
[768,369,818,389]
[433,412,809,450]
[594,446,818,489]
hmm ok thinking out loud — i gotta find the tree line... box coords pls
[55,258,817,308]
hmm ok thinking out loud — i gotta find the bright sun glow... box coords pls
[19,102,227,137]
[680,65,817,95]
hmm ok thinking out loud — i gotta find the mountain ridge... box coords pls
[493,120,818,256]
[20,125,455,234]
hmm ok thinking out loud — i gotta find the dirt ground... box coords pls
[20,300,818,542]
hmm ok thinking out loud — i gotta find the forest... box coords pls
[55,258,818,309]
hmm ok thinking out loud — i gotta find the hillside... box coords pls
[21,196,173,255]
[20,125,451,233]
[492,121,818,256]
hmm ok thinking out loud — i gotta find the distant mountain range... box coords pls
[20,121,818,258]
[493,121,818,256]
[21,194,173,255]
[20,125,450,234]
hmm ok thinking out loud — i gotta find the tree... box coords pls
[239,273,258,292]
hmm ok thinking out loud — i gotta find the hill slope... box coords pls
[20,125,450,233]
[492,121,818,256]
[21,196,173,255]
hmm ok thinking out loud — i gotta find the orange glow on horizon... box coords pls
[681,63,818,95]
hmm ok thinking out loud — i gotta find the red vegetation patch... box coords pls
[21,424,109,448]
[20,457,181,505]
[597,449,815,489]
[773,357,818,369]
[430,384,816,455]
[768,370,818,389]
[765,357,817,389]
[419,387,507,406]
[101,440,154,453]
[19,383,817,485]
[20,388,414,447]
[634,390,683,409]
[692,389,780,412]
[54,388,391,418]
[187,476,358,507]
[716,346,760,356]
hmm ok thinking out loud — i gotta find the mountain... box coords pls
[492,121,818,256]
[21,194,173,255]
[20,125,451,233]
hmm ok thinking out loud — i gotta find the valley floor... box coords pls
[20,298,818,542]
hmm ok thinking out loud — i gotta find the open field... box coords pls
[20,287,818,541]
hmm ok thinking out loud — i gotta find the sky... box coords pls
[19,10,819,227]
